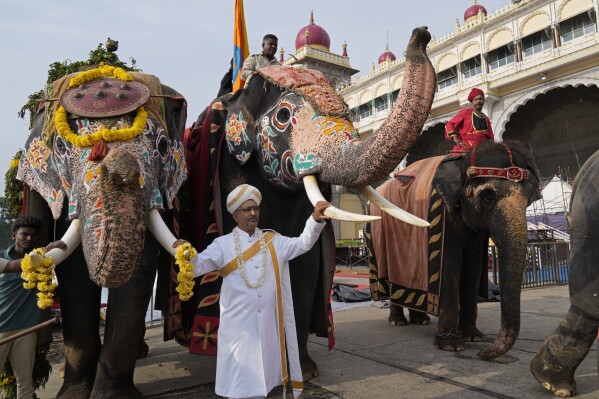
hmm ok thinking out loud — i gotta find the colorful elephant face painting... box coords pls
[19,115,186,221]
[224,92,361,189]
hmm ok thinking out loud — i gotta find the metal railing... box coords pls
[489,241,570,288]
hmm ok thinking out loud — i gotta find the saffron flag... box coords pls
[232,0,249,92]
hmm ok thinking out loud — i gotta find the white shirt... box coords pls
[191,216,325,398]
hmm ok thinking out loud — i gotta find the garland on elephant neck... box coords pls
[54,63,148,148]
[175,243,197,301]
[20,248,57,309]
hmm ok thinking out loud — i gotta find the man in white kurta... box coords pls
[188,184,329,399]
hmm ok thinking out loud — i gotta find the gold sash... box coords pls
[218,231,276,277]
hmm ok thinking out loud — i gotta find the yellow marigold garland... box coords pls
[175,243,197,301]
[55,105,148,147]
[55,62,148,147]
[21,248,57,309]
[67,62,133,89]
[9,159,19,169]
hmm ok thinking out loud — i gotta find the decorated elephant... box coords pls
[530,149,599,397]
[367,141,541,359]
[16,64,187,398]
[170,26,436,380]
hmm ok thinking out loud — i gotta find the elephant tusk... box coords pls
[46,219,82,265]
[302,175,381,222]
[359,186,430,227]
[148,208,178,256]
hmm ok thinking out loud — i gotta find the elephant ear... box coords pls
[16,104,70,220]
[525,160,542,205]
[432,154,467,210]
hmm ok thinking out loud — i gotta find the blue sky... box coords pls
[0,0,508,195]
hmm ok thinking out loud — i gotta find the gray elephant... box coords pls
[530,149,599,397]
[17,67,187,398]
[172,26,437,380]
[367,141,541,359]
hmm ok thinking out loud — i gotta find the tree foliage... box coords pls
[18,43,140,129]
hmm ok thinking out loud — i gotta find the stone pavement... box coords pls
[37,278,598,399]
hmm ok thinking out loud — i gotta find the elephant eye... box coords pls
[272,101,294,131]
[479,188,497,206]
[276,107,291,123]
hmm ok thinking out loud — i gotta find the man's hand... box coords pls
[453,136,466,148]
[172,239,190,249]
[45,240,67,252]
[312,201,331,222]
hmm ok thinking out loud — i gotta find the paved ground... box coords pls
[37,276,598,399]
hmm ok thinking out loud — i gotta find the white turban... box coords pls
[226,184,262,214]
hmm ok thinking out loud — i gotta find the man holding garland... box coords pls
[0,216,64,399]
[174,184,329,399]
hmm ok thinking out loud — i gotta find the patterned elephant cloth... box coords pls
[369,156,488,315]
[16,73,187,222]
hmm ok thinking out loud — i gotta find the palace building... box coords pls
[287,0,599,239]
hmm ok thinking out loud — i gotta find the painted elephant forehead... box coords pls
[289,105,360,175]
[257,65,349,118]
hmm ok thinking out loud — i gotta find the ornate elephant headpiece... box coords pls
[256,66,350,118]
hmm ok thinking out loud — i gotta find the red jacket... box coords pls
[445,108,494,153]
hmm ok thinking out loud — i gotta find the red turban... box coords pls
[468,88,484,102]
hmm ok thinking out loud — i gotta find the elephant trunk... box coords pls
[478,195,528,359]
[318,26,436,187]
[82,148,146,288]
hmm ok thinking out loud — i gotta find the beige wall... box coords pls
[338,193,364,239]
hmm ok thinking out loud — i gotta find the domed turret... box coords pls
[295,11,331,51]
[464,0,487,23]
[378,45,397,64]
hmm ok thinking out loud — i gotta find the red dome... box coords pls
[295,12,331,51]
[378,47,397,64]
[464,2,487,22]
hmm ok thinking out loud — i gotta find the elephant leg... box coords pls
[90,232,158,399]
[289,250,320,381]
[137,324,149,360]
[388,304,408,326]
[459,243,485,343]
[435,234,465,351]
[408,309,430,325]
[56,246,102,399]
[530,306,598,398]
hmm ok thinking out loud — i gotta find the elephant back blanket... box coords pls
[369,156,445,315]
[257,66,350,118]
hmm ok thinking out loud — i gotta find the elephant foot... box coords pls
[530,353,576,398]
[137,341,150,359]
[461,326,484,342]
[408,310,430,325]
[434,329,466,352]
[90,384,143,399]
[57,380,93,399]
[388,305,408,326]
[300,355,319,381]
